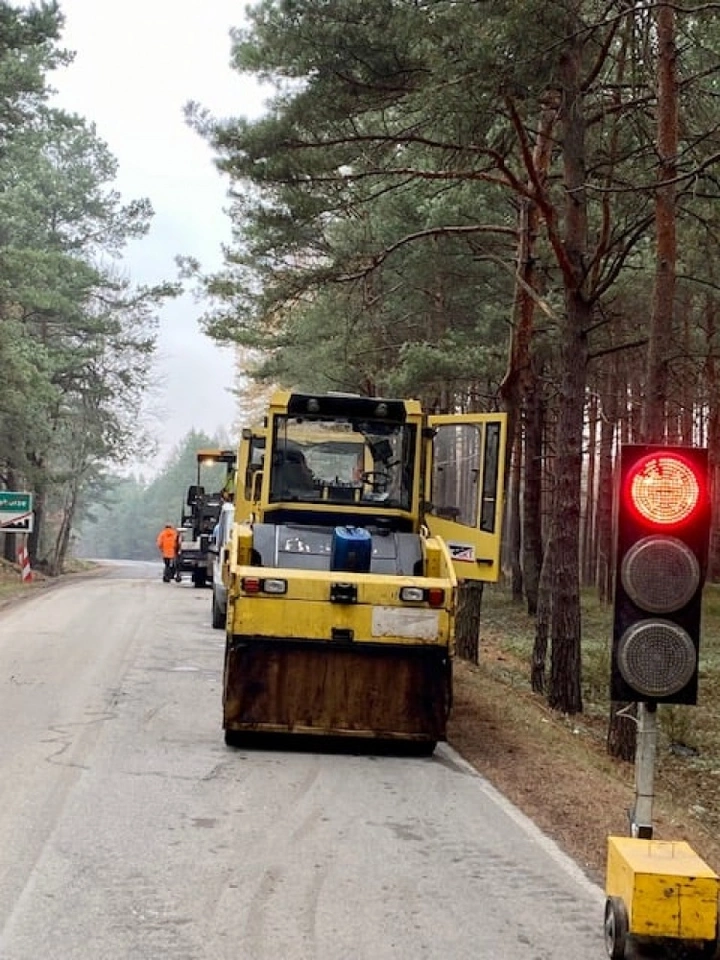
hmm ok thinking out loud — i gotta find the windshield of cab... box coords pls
[269,415,416,510]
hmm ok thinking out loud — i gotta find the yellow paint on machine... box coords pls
[229,588,451,647]
[228,562,454,647]
[606,836,719,941]
[231,565,453,603]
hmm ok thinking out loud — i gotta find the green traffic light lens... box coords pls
[628,453,701,526]
[618,620,697,698]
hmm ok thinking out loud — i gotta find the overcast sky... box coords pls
[50,1,267,469]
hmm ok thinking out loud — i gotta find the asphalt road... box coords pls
[0,561,607,959]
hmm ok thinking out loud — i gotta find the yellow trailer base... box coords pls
[222,637,450,749]
[605,836,719,959]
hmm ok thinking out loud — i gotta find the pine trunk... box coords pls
[455,581,484,664]
[523,372,544,615]
[546,18,588,715]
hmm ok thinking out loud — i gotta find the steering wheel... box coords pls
[361,470,390,492]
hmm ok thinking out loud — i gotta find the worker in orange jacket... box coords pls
[156,523,181,583]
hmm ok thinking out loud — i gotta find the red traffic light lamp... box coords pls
[611,445,710,705]
[625,451,702,527]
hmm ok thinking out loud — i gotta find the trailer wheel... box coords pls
[604,897,628,960]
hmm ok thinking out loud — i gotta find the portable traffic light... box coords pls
[611,445,711,704]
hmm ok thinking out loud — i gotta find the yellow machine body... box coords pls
[227,560,455,646]
[223,390,507,749]
[606,836,719,941]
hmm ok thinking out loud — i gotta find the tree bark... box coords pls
[499,94,558,614]
[507,429,523,602]
[607,702,636,762]
[532,527,554,695]
[548,290,588,715]
[3,469,23,563]
[704,297,720,580]
[582,392,598,586]
[642,3,678,444]
[523,373,544,615]
[595,370,617,605]
[455,580,484,664]
[546,19,588,715]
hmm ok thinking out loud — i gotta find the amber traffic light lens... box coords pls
[628,454,701,526]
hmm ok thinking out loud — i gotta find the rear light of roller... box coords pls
[427,588,445,607]
[263,578,287,595]
[241,577,287,595]
[400,586,445,607]
[400,587,424,602]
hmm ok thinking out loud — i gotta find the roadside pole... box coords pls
[16,535,33,583]
[630,702,657,839]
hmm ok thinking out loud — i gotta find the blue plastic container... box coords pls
[331,526,372,573]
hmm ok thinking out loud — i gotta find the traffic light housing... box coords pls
[611,445,711,705]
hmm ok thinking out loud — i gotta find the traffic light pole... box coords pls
[630,702,658,839]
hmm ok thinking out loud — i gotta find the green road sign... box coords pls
[0,492,32,513]
[0,491,34,532]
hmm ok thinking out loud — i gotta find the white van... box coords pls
[211,501,235,629]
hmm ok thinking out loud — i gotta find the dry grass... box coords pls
[0,557,29,602]
[0,555,94,608]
